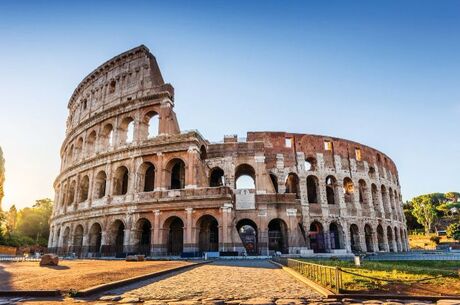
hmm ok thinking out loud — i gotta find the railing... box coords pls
[273,258,343,293]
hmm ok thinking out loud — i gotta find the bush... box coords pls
[447,223,460,241]
[430,236,441,244]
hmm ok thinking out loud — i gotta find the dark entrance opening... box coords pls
[329,222,342,249]
[198,215,219,253]
[268,219,288,254]
[137,219,151,256]
[168,217,184,255]
[350,224,361,253]
[364,224,374,252]
[236,219,258,255]
[112,220,125,257]
[309,222,325,253]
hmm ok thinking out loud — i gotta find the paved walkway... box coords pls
[108,260,319,302]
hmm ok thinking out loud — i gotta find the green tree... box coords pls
[446,223,460,242]
[5,204,17,233]
[15,198,52,245]
[410,195,438,235]
[403,201,423,230]
[445,192,460,202]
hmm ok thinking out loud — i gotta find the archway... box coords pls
[268,219,289,254]
[377,225,385,251]
[235,164,256,189]
[387,226,394,252]
[350,224,361,253]
[307,175,319,203]
[394,227,401,252]
[89,223,102,255]
[236,219,258,255]
[113,166,129,195]
[197,215,219,253]
[166,217,184,255]
[343,178,354,204]
[329,222,343,250]
[167,159,186,190]
[326,176,337,204]
[209,167,224,187]
[62,227,70,254]
[309,221,325,253]
[135,218,152,256]
[285,173,300,198]
[73,225,83,257]
[110,220,125,256]
[364,224,374,252]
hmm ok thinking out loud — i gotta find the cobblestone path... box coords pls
[110,260,319,302]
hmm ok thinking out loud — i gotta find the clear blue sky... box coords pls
[0,1,459,209]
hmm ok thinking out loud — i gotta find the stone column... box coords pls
[371,226,379,253]
[186,146,199,189]
[184,208,194,253]
[254,155,266,194]
[152,210,161,255]
[220,203,233,252]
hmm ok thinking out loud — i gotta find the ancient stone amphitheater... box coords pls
[48,45,408,258]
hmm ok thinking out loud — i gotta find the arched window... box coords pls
[94,171,107,199]
[79,175,89,202]
[358,179,368,204]
[304,157,316,171]
[109,80,116,94]
[209,167,224,187]
[285,173,300,198]
[143,163,155,192]
[269,173,278,193]
[101,124,114,148]
[75,137,84,160]
[113,166,129,195]
[144,111,159,138]
[325,176,337,205]
[167,159,186,190]
[68,181,76,205]
[86,131,97,156]
[307,175,319,203]
[343,178,354,204]
[235,164,256,189]
[119,117,135,145]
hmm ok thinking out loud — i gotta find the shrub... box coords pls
[446,223,460,241]
[430,236,441,244]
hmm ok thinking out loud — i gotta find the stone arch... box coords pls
[387,225,394,252]
[343,177,354,204]
[73,225,84,257]
[139,162,155,192]
[62,226,71,253]
[358,179,368,205]
[394,226,401,252]
[400,227,405,251]
[389,187,395,214]
[309,221,325,253]
[381,185,389,216]
[236,219,258,255]
[209,167,224,187]
[67,180,76,205]
[113,166,129,195]
[88,222,102,254]
[94,171,107,199]
[350,224,362,253]
[364,224,374,252]
[75,137,84,160]
[269,173,278,193]
[101,123,114,148]
[86,130,97,156]
[134,218,152,255]
[164,216,184,255]
[143,110,159,139]
[67,144,74,164]
[329,222,345,250]
[326,176,338,205]
[118,116,135,145]
[304,156,317,171]
[79,175,89,202]
[268,218,289,254]
[109,219,125,256]
[235,164,256,189]
[200,145,207,161]
[377,224,385,251]
[371,184,380,215]
[306,175,320,204]
[166,158,186,190]
[285,173,300,198]
[197,215,219,253]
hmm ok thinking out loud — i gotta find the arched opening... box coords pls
[62,227,70,254]
[285,173,300,198]
[381,185,389,215]
[94,171,107,199]
[394,227,400,252]
[307,175,319,203]
[89,223,102,255]
[326,176,337,205]
[358,180,368,205]
[135,218,152,256]
[329,222,343,250]
[368,166,376,179]
[350,224,361,253]
[166,217,184,255]
[343,178,354,204]
[67,145,74,163]
[209,167,224,187]
[389,187,395,213]
[235,164,256,189]
[387,226,394,252]
[73,225,84,257]
[269,173,278,193]
[364,224,374,252]
[304,157,317,171]
[197,215,219,253]
[79,175,89,202]
[68,181,76,205]
[75,137,84,160]
[377,225,385,251]
[119,117,135,145]
[268,219,289,254]
[200,145,207,160]
[113,166,129,195]
[101,124,114,148]
[109,80,116,93]
[167,159,186,190]
[309,221,325,253]
[142,162,155,192]
[145,111,159,138]
[86,130,97,156]
[371,184,379,213]
[110,220,125,257]
[236,219,258,255]
[400,227,405,251]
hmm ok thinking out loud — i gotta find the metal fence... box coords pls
[273,257,343,293]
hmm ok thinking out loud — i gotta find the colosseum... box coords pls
[48,45,409,258]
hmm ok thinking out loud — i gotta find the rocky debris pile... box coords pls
[39,253,59,266]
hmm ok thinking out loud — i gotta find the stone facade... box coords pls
[48,45,409,257]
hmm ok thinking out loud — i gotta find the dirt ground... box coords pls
[0,259,192,291]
